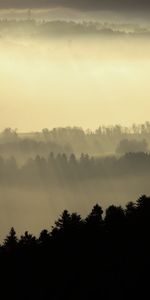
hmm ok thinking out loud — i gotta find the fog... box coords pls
[0,146,149,240]
[0,175,149,242]
[0,21,150,131]
[0,20,150,240]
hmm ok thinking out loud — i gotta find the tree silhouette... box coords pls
[86,204,103,226]
[4,227,18,249]
[0,196,150,299]
[105,205,125,232]
[126,201,136,216]
[19,231,36,247]
[39,229,50,245]
[55,210,71,230]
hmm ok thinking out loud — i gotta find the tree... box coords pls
[116,138,148,154]
[126,202,136,216]
[54,210,71,231]
[136,195,150,210]
[51,210,82,239]
[19,231,36,247]
[86,204,103,227]
[105,205,125,231]
[136,195,150,227]
[4,227,18,248]
[1,128,18,142]
[39,229,50,245]
[51,210,71,237]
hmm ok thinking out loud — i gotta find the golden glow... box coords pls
[0,36,150,131]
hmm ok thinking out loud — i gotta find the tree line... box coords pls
[1,195,150,299]
[0,19,149,38]
[0,125,149,158]
[0,152,150,185]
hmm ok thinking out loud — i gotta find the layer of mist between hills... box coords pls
[0,125,149,241]
[0,125,149,162]
[0,17,150,241]
[0,19,150,38]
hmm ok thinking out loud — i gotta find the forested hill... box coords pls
[0,152,150,186]
[0,125,149,159]
[0,19,149,37]
[1,195,150,299]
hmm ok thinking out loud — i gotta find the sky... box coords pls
[0,0,150,22]
[0,1,150,132]
[0,0,149,11]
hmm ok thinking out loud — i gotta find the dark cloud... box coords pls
[0,0,150,12]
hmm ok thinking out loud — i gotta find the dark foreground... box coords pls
[1,195,150,299]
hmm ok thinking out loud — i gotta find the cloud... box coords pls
[0,0,150,12]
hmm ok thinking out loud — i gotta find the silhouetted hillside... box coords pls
[1,195,150,299]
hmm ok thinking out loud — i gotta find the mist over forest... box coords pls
[0,19,150,37]
[0,125,149,240]
[0,16,150,241]
[0,2,150,299]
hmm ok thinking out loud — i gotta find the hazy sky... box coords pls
[0,0,149,11]
[0,0,150,22]
[0,1,150,132]
[0,32,150,132]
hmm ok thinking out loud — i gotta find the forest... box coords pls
[0,125,149,186]
[1,194,150,299]
[0,151,150,186]
[0,125,149,239]
[0,2,150,298]
[0,19,149,38]
[0,124,150,158]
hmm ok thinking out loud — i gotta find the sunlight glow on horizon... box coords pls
[0,36,150,131]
